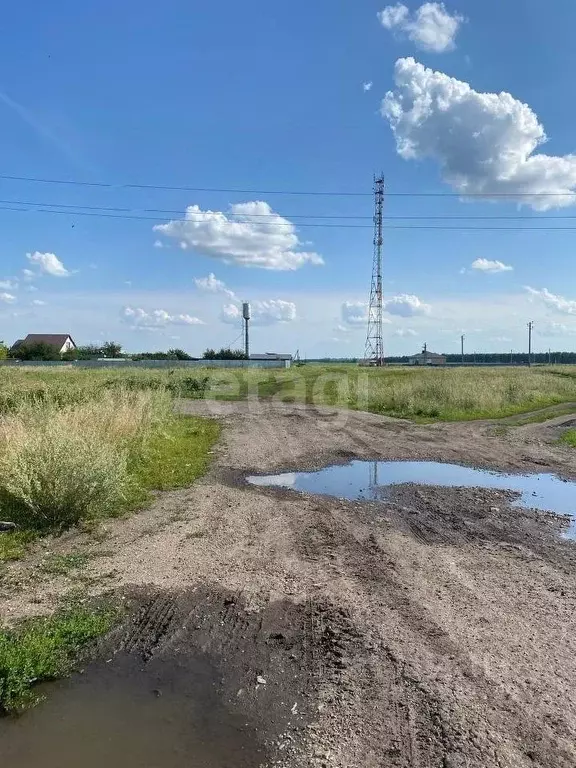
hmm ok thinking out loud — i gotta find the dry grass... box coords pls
[0,389,172,531]
[362,367,576,420]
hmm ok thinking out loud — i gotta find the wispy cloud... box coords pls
[0,90,92,170]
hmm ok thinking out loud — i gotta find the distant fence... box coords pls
[0,359,291,370]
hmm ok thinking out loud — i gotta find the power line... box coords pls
[2,171,576,198]
[4,204,576,230]
[0,174,370,196]
[4,196,576,221]
[0,206,372,227]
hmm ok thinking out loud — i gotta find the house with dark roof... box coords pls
[409,343,446,366]
[11,334,76,355]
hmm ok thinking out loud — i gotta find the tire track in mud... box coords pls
[291,492,576,767]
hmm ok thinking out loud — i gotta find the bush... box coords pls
[0,389,172,531]
[0,413,130,530]
[12,342,61,361]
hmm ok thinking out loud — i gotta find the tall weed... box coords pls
[0,389,171,530]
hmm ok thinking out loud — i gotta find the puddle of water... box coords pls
[248,461,576,539]
[0,653,265,768]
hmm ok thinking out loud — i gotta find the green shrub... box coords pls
[0,420,131,530]
[0,390,172,531]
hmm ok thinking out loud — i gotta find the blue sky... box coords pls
[2,0,576,356]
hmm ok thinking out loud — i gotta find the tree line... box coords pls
[384,352,576,365]
[0,341,248,362]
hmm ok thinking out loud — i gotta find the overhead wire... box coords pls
[1,171,576,198]
[1,204,576,230]
[3,196,576,221]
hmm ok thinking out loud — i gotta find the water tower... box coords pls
[242,302,251,358]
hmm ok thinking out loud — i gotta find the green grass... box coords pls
[40,553,91,576]
[0,605,117,713]
[0,531,36,564]
[560,429,576,447]
[3,362,576,425]
[203,364,576,421]
[131,415,220,492]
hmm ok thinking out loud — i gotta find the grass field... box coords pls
[0,362,574,556]
[3,363,576,421]
[189,363,576,420]
[0,367,220,562]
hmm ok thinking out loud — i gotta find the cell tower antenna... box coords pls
[242,302,251,358]
[364,175,385,366]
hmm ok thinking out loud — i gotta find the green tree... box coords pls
[203,347,247,360]
[76,344,103,360]
[61,348,79,361]
[13,342,61,361]
[0,341,7,360]
[101,341,122,358]
[167,348,193,360]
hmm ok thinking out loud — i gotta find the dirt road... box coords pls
[4,400,576,767]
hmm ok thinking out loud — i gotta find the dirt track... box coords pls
[4,400,576,767]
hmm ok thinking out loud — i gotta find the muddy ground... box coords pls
[3,400,576,767]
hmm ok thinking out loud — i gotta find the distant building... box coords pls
[249,352,292,361]
[409,343,446,366]
[249,352,292,367]
[11,334,76,355]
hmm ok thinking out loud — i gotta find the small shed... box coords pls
[249,352,292,361]
[249,352,292,368]
[409,344,446,366]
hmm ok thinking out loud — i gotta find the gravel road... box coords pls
[4,399,576,767]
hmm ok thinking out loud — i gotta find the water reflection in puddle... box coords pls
[248,461,576,539]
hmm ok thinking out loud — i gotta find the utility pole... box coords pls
[364,176,385,366]
[461,334,465,364]
[527,321,534,367]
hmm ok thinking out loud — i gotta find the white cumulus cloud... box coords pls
[221,299,296,326]
[393,327,417,337]
[0,292,16,303]
[525,287,576,315]
[363,81,373,92]
[121,306,205,330]
[0,279,17,290]
[378,3,464,53]
[153,201,324,271]
[470,258,513,273]
[27,251,71,277]
[195,272,237,300]
[382,58,576,210]
[31,299,46,306]
[384,294,431,317]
